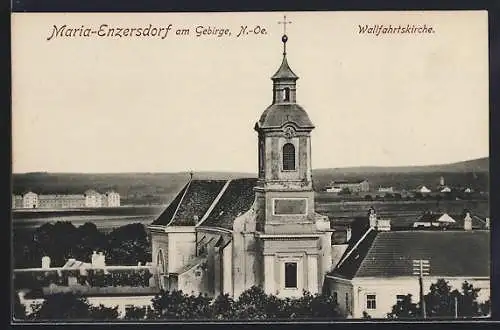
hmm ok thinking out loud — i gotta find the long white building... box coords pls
[13,190,121,209]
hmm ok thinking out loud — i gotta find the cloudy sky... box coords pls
[12,11,488,173]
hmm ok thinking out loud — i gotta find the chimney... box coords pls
[368,207,377,228]
[486,217,490,229]
[376,219,391,231]
[91,251,98,267]
[464,212,472,231]
[346,226,352,243]
[41,256,51,269]
[440,176,445,186]
[98,252,106,267]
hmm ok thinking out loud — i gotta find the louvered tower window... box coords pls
[283,87,290,102]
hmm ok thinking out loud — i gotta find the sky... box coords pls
[12,11,489,173]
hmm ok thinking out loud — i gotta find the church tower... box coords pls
[254,18,332,298]
[254,24,316,235]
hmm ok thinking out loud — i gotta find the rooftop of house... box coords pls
[329,230,490,280]
[151,178,258,229]
[330,179,368,185]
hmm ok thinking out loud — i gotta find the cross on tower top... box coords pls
[278,15,292,55]
[278,15,292,35]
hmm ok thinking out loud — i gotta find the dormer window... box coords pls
[283,87,290,102]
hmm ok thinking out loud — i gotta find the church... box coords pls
[148,28,336,299]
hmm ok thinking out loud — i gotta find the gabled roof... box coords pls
[151,180,226,226]
[152,178,257,229]
[201,178,257,230]
[330,230,490,280]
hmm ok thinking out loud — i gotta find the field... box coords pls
[12,198,489,235]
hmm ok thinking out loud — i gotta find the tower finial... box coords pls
[278,14,292,55]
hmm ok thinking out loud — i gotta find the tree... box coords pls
[74,222,107,262]
[457,281,481,318]
[106,223,151,265]
[89,304,119,320]
[388,280,487,319]
[209,294,236,320]
[288,291,340,319]
[424,279,461,318]
[28,293,93,320]
[150,290,211,320]
[124,306,148,320]
[231,286,280,320]
[387,294,418,319]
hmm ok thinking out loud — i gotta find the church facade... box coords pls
[148,32,335,298]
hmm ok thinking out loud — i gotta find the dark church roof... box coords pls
[152,180,226,226]
[257,103,314,129]
[271,55,299,80]
[329,230,490,280]
[201,178,257,230]
[152,178,257,229]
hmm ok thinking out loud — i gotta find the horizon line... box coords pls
[12,156,488,175]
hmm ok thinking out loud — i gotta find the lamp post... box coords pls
[412,259,430,319]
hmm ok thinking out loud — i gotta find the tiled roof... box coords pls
[171,180,227,226]
[330,230,490,279]
[200,178,257,230]
[151,182,190,226]
[151,180,226,226]
[257,103,314,129]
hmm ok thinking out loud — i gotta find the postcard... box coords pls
[11,11,489,322]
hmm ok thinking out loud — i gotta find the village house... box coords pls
[415,186,432,194]
[326,179,370,193]
[16,252,158,318]
[325,209,490,318]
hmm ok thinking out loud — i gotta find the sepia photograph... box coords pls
[11,10,490,322]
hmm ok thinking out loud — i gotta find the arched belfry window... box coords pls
[282,143,296,171]
[283,87,290,102]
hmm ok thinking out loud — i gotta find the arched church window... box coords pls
[283,87,290,102]
[282,143,295,171]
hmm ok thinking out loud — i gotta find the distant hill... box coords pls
[314,157,489,175]
[312,157,489,192]
[12,157,488,204]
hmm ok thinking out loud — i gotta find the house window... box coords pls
[333,291,338,305]
[282,143,295,171]
[345,293,349,311]
[366,294,377,310]
[284,262,297,288]
[283,87,290,102]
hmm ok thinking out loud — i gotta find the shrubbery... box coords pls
[20,286,341,321]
